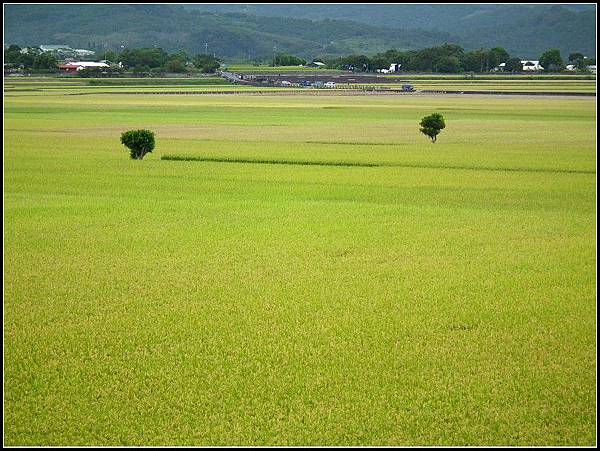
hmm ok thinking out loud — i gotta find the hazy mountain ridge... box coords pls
[4,4,596,59]
[184,4,597,57]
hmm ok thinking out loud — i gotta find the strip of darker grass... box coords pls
[305,141,395,146]
[162,155,380,167]
[161,155,595,175]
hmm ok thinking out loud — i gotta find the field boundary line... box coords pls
[161,155,595,174]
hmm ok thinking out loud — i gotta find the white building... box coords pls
[521,60,543,71]
[40,44,72,52]
[492,62,506,71]
[389,63,401,72]
[378,63,401,74]
[70,61,109,70]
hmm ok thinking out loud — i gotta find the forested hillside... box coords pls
[4,4,595,60]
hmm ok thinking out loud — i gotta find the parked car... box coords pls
[401,84,415,92]
[324,81,336,88]
[281,80,292,87]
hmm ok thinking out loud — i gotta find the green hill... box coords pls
[4,4,596,60]
[3,4,454,60]
[185,4,597,58]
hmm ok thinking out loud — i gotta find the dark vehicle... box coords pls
[300,80,312,87]
[401,84,416,92]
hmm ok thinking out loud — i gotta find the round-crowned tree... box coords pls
[419,113,446,143]
[121,129,155,160]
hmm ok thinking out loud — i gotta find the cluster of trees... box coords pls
[317,44,594,73]
[4,45,59,70]
[542,50,595,71]
[6,42,595,76]
[3,44,223,75]
[272,53,307,66]
[100,48,221,74]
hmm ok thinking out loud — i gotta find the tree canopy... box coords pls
[121,130,155,160]
[540,49,565,71]
[419,113,446,143]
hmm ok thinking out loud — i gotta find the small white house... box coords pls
[378,63,401,74]
[521,60,543,71]
[306,61,326,68]
[70,61,110,70]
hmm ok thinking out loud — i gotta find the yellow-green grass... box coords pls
[378,74,596,80]
[5,77,596,95]
[4,91,596,446]
[4,86,300,97]
[342,80,596,93]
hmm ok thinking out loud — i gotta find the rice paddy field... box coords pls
[3,81,597,446]
[4,75,596,95]
[348,79,596,93]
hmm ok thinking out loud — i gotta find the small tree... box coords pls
[419,113,446,143]
[539,48,564,72]
[121,129,155,160]
[505,57,523,73]
[568,52,584,64]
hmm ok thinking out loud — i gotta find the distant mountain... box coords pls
[453,5,596,58]
[3,4,455,59]
[185,4,597,58]
[4,4,596,60]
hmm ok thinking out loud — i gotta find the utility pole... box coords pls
[273,45,277,67]
[205,42,209,55]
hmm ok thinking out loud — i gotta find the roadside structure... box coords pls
[58,61,109,73]
[521,60,543,71]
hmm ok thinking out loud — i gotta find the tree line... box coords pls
[315,45,595,73]
[3,45,59,72]
[5,43,595,75]
[3,45,222,75]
